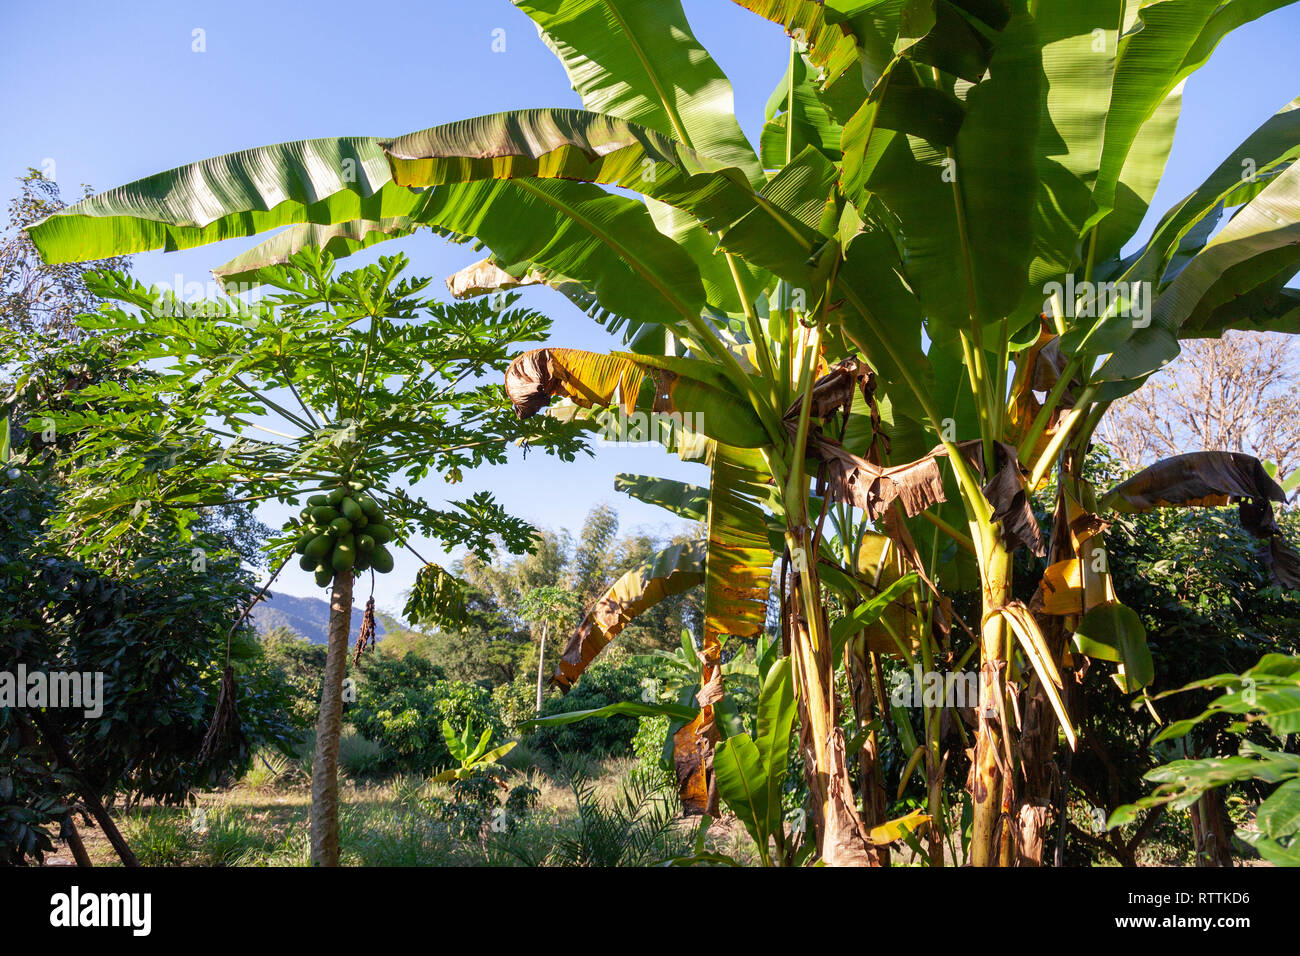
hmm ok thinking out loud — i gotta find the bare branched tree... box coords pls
[1,169,131,343]
[1099,331,1300,489]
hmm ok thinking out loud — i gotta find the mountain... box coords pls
[250,591,385,645]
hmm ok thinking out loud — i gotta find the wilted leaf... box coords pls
[553,540,705,691]
[674,710,720,817]
[1102,451,1299,589]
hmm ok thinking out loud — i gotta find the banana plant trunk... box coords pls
[970,536,1013,867]
[1191,790,1235,867]
[310,570,354,867]
[787,526,883,867]
[847,640,891,866]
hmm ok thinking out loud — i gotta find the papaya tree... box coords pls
[37,250,584,865]
[26,0,1300,865]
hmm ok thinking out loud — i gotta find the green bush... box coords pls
[348,653,504,773]
[531,655,645,757]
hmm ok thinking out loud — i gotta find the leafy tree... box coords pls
[1,168,130,343]
[519,585,585,713]
[0,404,294,864]
[37,250,583,865]
[258,627,328,730]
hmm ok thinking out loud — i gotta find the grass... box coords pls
[61,753,754,867]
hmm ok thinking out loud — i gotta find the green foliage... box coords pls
[713,656,797,865]
[1111,653,1300,866]
[532,655,647,756]
[546,766,692,867]
[347,653,503,774]
[257,627,327,729]
[430,720,516,783]
[43,249,585,576]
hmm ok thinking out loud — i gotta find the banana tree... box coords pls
[27,0,1300,865]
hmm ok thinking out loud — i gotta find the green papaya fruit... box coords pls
[293,534,311,555]
[329,517,352,536]
[358,496,379,518]
[298,552,318,572]
[308,494,329,508]
[310,505,338,524]
[331,542,355,572]
[304,534,333,561]
[314,567,333,588]
[327,487,346,505]
[368,523,394,544]
[356,533,376,554]
[371,545,394,574]
[354,553,372,572]
[340,497,364,523]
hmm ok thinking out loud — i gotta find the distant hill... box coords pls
[251,591,386,645]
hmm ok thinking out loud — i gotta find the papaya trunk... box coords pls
[310,570,354,867]
[535,622,549,714]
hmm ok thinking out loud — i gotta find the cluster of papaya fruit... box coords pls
[292,481,396,587]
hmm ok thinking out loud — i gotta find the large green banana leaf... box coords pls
[713,656,797,852]
[515,0,765,188]
[844,8,1042,333]
[1090,0,1298,239]
[26,137,419,263]
[383,108,828,283]
[614,473,710,522]
[1096,159,1300,398]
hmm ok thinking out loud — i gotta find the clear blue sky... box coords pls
[3,1,1298,614]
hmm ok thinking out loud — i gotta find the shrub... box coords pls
[348,652,503,773]
[531,655,645,757]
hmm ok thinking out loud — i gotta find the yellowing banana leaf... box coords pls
[505,347,770,447]
[506,348,647,418]
[993,602,1077,749]
[1036,558,1085,617]
[867,808,932,845]
[854,530,922,657]
[701,444,776,658]
[552,539,706,692]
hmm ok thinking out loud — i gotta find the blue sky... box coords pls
[3,1,1298,615]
